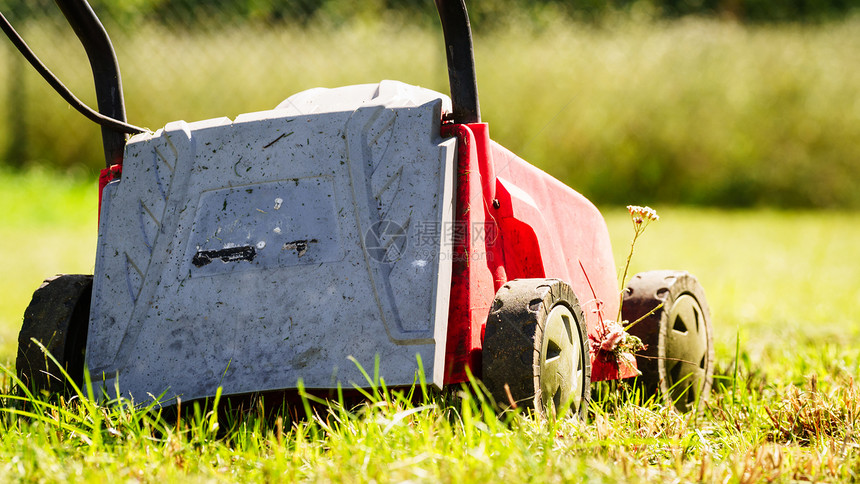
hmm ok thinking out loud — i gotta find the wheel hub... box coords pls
[664,294,708,409]
[540,304,584,414]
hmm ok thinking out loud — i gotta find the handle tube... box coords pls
[54,0,128,167]
[39,0,480,163]
[435,0,480,124]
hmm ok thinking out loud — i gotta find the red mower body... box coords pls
[442,123,636,385]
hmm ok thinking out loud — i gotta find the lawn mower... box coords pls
[4,0,714,417]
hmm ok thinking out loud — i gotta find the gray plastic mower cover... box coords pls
[89,80,456,402]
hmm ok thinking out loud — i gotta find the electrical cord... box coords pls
[0,10,148,135]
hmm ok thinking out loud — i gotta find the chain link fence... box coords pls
[1,1,458,169]
[3,0,858,170]
[2,1,860,208]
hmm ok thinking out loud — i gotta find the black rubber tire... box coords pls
[622,270,714,413]
[16,274,92,395]
[482,279,591,419]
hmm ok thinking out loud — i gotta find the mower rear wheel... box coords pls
[482,279,591,419]
[623,271,714,413]
[16,274,92,395]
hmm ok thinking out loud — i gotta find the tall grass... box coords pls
[1,170,859,481]
[1,14,859,207]
[1,344,858,481]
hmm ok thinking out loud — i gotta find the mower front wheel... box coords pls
[16,274,92,395]
[623,270,714,413]
[482,279,591,419]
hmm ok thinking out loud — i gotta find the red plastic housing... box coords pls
[98,164,122,222]
[441,123,636,384]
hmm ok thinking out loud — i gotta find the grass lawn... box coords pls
[0,169,858,481]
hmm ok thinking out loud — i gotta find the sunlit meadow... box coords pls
[0,10,858,482]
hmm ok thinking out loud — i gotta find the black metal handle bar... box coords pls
[435,0,481,124]
[6,0,481,167]
[53,0,130,167]
[51,0,482,126]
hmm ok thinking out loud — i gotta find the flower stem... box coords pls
[618,230,640,321]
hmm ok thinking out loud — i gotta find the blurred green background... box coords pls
[1,0,859,208]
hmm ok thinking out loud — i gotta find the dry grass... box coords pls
[765,377,859,446]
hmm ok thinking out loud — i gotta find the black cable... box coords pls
[0,10,148,135]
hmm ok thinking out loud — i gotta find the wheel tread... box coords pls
[622,270,714,413]
[482,278,591,419]
[16,274,92,394]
